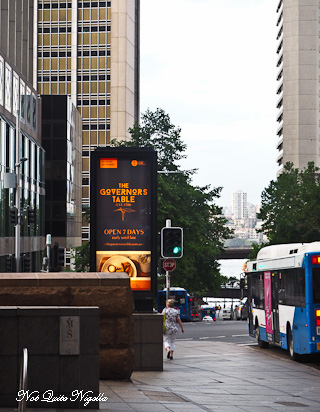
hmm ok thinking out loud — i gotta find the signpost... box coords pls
[163,258,176,272]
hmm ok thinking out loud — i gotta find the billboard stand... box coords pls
[90,147,157,312]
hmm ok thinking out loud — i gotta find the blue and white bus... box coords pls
[200,305,216,321]
[247,242,320,360]
[157,287,191,321]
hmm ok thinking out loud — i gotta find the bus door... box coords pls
[271,271,280,344]
[264,272,274,343]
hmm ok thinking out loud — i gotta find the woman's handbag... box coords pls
[163,309,166,334]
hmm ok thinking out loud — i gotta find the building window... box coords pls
[26,88,31,125]
[20,80,25,122]
[5,64,12,112]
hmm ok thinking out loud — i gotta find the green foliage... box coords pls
[112,108,188,171]
[112,108,233,294]
[248,242,268,260]
[72,241,90,272]
[258,162,320,244]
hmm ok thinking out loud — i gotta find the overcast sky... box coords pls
[140,0,279,207]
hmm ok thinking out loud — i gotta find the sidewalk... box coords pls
[3,339,320,411]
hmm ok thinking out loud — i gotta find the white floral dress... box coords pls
[162,307,179,335]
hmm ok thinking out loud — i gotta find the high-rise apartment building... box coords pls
[275,0,319,172]
[36,0,140,240]
[232,190,248,220]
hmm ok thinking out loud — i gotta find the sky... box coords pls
[140,0,279,208]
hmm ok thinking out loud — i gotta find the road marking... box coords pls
[212,335,226,339]
[232,334,249,337]
[199,337,209,340]
[177,338,193,341]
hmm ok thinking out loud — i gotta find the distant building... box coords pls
[232,190,248,220]
[225,193,267,247]
[276,1,319,172]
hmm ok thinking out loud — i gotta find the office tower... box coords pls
[0,47,44,272]
[276,0,318,172]
[0,0,34,84]
[36,0,140,240]
[232,190,248,220]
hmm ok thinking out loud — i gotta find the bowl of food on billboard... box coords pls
[101,255,137,277]
[96,251,151,291]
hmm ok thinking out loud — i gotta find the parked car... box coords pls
[234,297,249,320]
[222,307,233,320]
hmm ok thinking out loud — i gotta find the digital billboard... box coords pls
[90,147,157,297]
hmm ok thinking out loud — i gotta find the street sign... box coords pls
[163,258,176,272]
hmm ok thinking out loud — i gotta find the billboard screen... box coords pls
[90,147,157,295]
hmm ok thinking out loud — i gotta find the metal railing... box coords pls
[18,348,28,412]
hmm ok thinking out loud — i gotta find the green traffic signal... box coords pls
[161,227,183,258]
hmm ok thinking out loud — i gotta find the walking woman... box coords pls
[162,299,184,360]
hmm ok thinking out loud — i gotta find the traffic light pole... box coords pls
[165,219,171,301]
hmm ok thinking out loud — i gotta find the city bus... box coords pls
[190,296,201,321]
[157,287,191,321]
[247,242,320,361]
[200,305,216,321]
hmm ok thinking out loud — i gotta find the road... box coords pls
[178,317,255,345]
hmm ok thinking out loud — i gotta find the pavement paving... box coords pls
[2,338,320,412]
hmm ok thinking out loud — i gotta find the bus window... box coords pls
[249,272,264,309]
[313,268,320,303]
[283,268,305,307]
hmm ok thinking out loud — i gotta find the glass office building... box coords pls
[42,95,82,251]
[0,50,45,272]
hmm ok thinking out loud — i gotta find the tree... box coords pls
[258,162,320,245]
[111,108,232,294]
[72,241,90,272]
[72,208,90,271]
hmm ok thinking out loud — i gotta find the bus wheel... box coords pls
[287,326,301,361]
[256,323,269,349]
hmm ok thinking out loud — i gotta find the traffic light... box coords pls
[58,247,65,268]
[5,255,15,272]
[21,255,31,272]
[161,227,183,258]
[51,242,65,271]
[10,208,18,225]
[27,208,36,225]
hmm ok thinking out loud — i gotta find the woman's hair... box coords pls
[166,299,174,308]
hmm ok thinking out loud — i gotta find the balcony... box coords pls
[277,123,283,137]
[276,109,283,124]
[276,137,283,151]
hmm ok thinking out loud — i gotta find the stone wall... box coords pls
[0,273,135,380]
[0,306,100,409]
[133,313,163,371]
